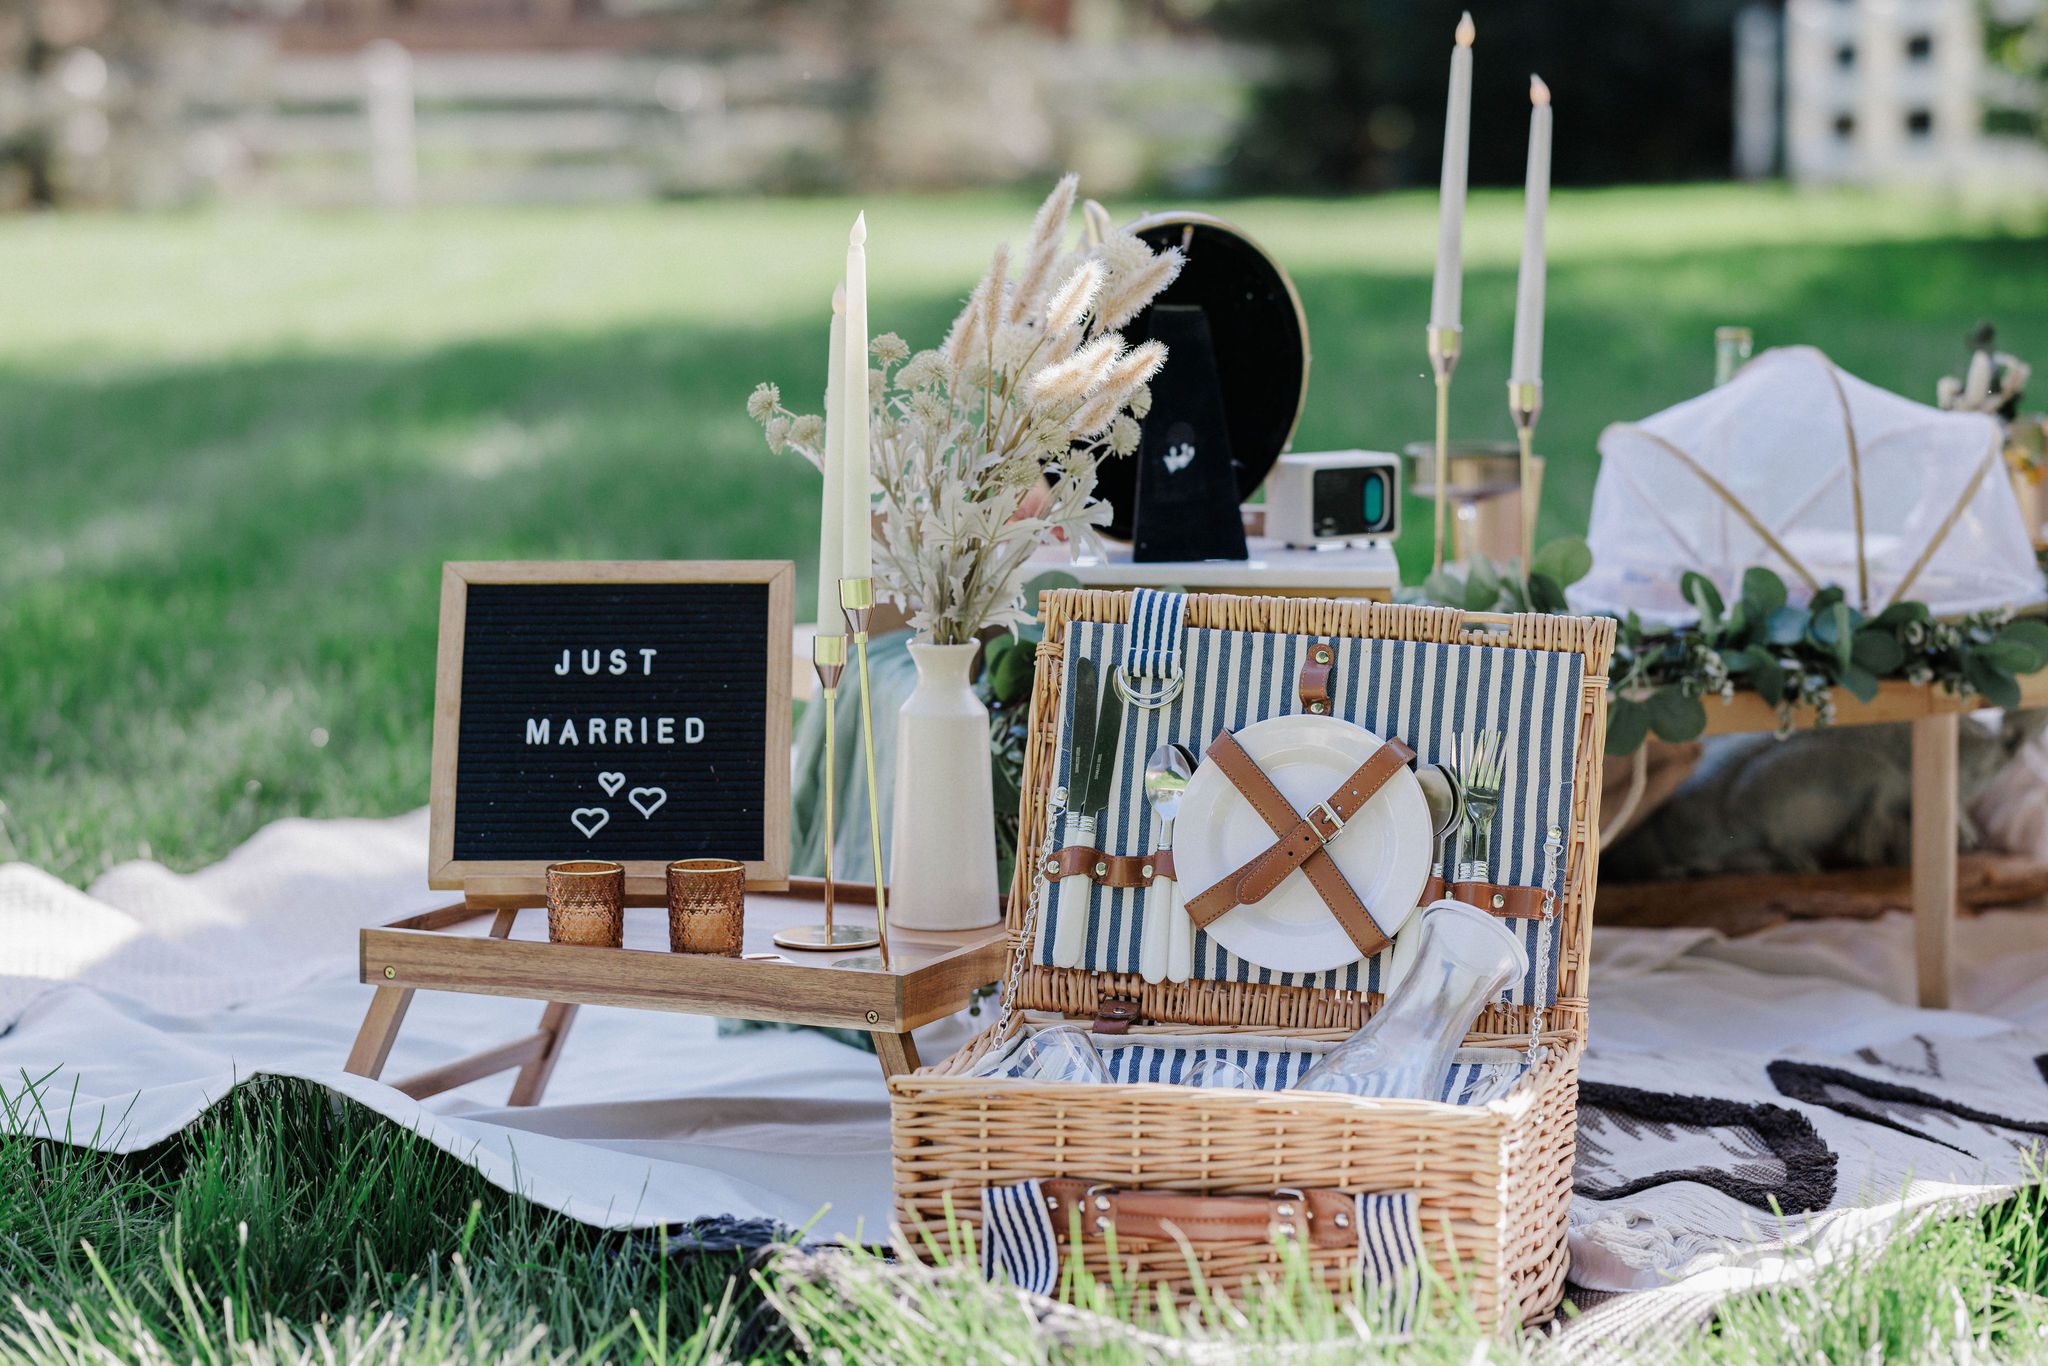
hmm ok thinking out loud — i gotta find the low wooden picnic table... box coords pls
[1698,671,2048,1008]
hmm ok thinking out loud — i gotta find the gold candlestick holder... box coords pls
[1509,378,1543,571]
[775,633,881,953]
[1428,324,1463,573]
[834,576,892,972]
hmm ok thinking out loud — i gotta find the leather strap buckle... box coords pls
[1091,995,1141,1034]
[1306,800,1345,844]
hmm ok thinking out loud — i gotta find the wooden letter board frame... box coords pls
[428,559,794,901]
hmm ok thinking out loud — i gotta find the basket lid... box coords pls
[1002,589,1613,1043]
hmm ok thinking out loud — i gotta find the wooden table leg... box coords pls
[1911,712,1959,1009]
[872,1031,921,1079]
[344,984,415,1080]
[507,1002,579,1106]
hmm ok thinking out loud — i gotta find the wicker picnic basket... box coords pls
[889,589,1613,1330]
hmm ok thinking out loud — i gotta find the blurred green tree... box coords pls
[1981,1,2047,143]
[1215,0,1748,191]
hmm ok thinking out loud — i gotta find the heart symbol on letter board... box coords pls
[571,807,610,839]
[598,771,626,797]
[628,787,668,819]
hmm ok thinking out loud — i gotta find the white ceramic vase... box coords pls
[888,639,1002,931]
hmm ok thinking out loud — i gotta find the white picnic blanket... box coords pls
[2,811,2046,1303]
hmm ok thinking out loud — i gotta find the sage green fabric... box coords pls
[790,629,915,882]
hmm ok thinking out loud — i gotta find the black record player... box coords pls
[1091,213,1310,562]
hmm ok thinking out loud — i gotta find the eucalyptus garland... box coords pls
[1405,539,2048,755]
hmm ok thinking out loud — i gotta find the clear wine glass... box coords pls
[971,1024,1110,1084]
[1185,1056,1256,1090]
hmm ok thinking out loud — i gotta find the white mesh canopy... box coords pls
[1571,346,2043,627]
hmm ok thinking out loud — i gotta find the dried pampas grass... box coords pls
[751,176,1182,644]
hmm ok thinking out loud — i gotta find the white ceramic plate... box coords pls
[1174,715,1431,975]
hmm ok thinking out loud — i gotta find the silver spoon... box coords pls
[1140,742,1196,984]
[1415,762,1464,888]
[1415,763,1463,873]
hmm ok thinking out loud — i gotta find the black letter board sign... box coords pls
[429,561,793,898]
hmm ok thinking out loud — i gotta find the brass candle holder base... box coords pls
[1509,379,1543,570]
[1428,324,1463,573]
[775,632,883,953]
[777,924,883,951]
[840,575,891,971]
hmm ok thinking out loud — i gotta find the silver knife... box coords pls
[1052,666,1129,967]
[1046,657,1101,966]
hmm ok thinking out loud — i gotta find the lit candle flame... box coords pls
[1531,74,1551,106]
[1456,11,1475,46]
[850,210,867,246]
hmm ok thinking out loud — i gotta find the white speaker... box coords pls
[1263,450,1402,549]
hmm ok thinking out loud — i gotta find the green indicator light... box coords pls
[1362,474,1385,528]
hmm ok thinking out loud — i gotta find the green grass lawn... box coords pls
[5,185,2048,1361]
[6,185,2047,886]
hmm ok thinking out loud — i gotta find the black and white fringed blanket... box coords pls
[1565,911,2048,1318]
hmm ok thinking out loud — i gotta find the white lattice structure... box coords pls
[1776,0,2048,188]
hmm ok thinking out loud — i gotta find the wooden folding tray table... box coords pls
[344,881,1009,1102]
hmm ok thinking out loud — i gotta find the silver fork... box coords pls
[1451,730,1507,883]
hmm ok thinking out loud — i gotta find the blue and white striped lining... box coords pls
[1038,618,1582,1007]
[979,1031,1536,1105]
[981,1179,1062,1294]
[1356,1192,1425,1333]
[1124,589,1188,680]
[978,1177,1425,1328]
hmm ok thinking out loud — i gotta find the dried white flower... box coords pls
[1109,414,1141,456]
[748,174,1183,646]
[1007,173,1079,323]
[1096,231,1152,277]
[991,323,1041,377]
[1094,248,1185,333]
[787,414,824,450]
[896,349,948,392]
[1027,333,1119,408]
[1071,340,1167,435]
[1044,262,1103,339]
[944,244,1009,370]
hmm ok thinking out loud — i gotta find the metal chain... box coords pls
[992,789,1063,1041]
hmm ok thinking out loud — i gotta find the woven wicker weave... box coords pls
[889,590,1613,1331]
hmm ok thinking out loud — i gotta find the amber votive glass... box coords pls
[667,859,746,955]
[546,860,625,947]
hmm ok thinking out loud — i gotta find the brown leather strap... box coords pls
[1043,846,1175,889]
[1182,731,1413,959]
[1230,739,1414,906]
[1419,877,1553,919]
[1298,641,1335,715]
[1038,1180,1358,1248]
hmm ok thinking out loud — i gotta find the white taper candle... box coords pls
[1510,76,1552,387]
[1429,12,1476,334]
[841,211,872,582]
[816,283,848,637]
